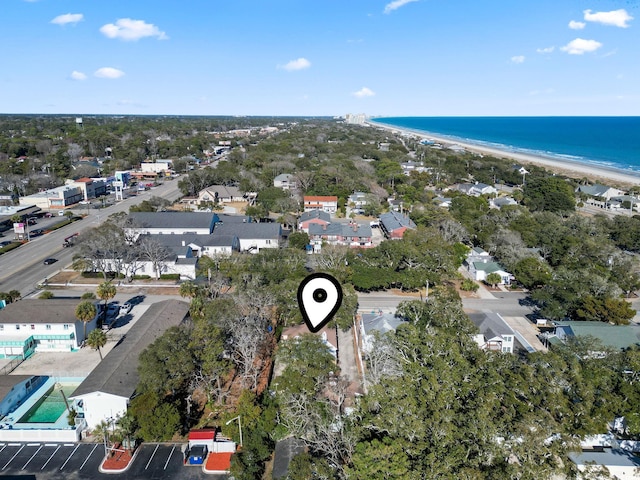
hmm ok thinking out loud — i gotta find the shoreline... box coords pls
[368,120,640,188]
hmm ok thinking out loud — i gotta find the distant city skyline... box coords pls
[2,0,638,116]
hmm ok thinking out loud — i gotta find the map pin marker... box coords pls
[298,273,343,333]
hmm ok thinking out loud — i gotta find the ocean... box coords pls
[372,117,640,175]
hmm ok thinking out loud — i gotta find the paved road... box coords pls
[0,181,182,296]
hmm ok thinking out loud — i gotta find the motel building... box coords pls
[0,299,96,358]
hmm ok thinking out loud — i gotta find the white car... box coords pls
[120,302,133,314]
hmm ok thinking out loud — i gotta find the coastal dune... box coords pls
[370,122,640,188]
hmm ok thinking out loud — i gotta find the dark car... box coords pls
[30,229,44,236]
[0,240,13,247]
[43,258,57,265]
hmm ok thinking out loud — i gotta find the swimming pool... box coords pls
[18,385,76,424]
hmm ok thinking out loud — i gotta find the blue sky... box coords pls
[2,0,639,116]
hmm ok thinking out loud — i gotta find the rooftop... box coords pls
[70,300,190,399]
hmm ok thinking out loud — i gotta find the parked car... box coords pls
[27,218,37,225]
[43,258,57,265]
[119,302,133,314]
[30,229,44,236]
[1,241,13,247]
[44,212,53,218]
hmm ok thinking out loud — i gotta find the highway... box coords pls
[0,181,183,297]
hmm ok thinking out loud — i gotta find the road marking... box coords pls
[164,444,177,470]
[145,444,160,470]
[22,444,43,469]
[60,444,80,470]
[3,444,25,470]
[41,444,61,470]
[27,443,40,447]
[79,444,98,470]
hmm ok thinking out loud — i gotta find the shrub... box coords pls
[460,278,479,292]
[159,274,180,280]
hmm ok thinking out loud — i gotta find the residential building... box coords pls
[548,321,640,351]
[348,192,368,213]
[577,184,626,201]
[491,196,518,209]
[457,182,498,197]
[569,448,640,479]
[308,221,372,251]
[468,313,516,353]
[359,312,405,353]
[379,211,416,239]
[273,174,297,190]
[298,210,331,233]
[469,260,512,285]
[303,195,338,214]
[214,222,281,253]
[197,185,247,205]
[0,299,98,357]
[70,300,190,430]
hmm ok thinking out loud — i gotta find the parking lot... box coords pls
[0,442,217,479]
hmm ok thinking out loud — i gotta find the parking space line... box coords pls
[3,444,25,470]
[164,444,177,470]
[22,444,43,469]
[41,444,61,470]
[79,444,99,470]
[145,444,160,470]
[60,444,80,471]
[0,445,6,454]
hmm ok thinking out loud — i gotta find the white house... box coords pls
[569,448,640,479]
[468,312,516,353]
[0,299,98,357]
[197,185,247,205]
[70,300,190,430]
[303,196,338,214]
[469,259,512,285]
[359,312,405,353]
[214,222,281,253]
[273,173,297,190]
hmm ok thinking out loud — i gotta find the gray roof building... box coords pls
[298,210,331,224]
[70,300,190,399]
[130,212,217,233]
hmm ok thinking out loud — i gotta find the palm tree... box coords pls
[87,329,107,360]
[96,282,116,324]
[75,300,97,344]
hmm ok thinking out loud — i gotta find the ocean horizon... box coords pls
[372,117,640,176]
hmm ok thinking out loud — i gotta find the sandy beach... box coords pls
[369,121,640,188]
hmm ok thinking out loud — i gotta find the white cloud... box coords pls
[560,38,602,55]
[94,67,125,79]
[384,0,418,14]
[569,20,585,30]
[353,87,375,98]
[536,46,555,54]
[70,71,87,81]
[100,18,168,41]
[279,58,311,71]
[584,9,633,28]
[51,13,84,26]
[511,55,525,64]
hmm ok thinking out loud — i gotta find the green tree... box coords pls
[86,328,107,360]
[75,300,97,343]
[288,231,310,250]
[485,272,502,288]
[96,282,116,324]
[575,295,636,325]
[513,257,552,289]
[39,290,54,299]
[523,176,575,213]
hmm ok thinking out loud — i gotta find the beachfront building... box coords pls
[70,300,190,431]
[0,299,97,357]
[577,184,626,201]
[303,195,338,214]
